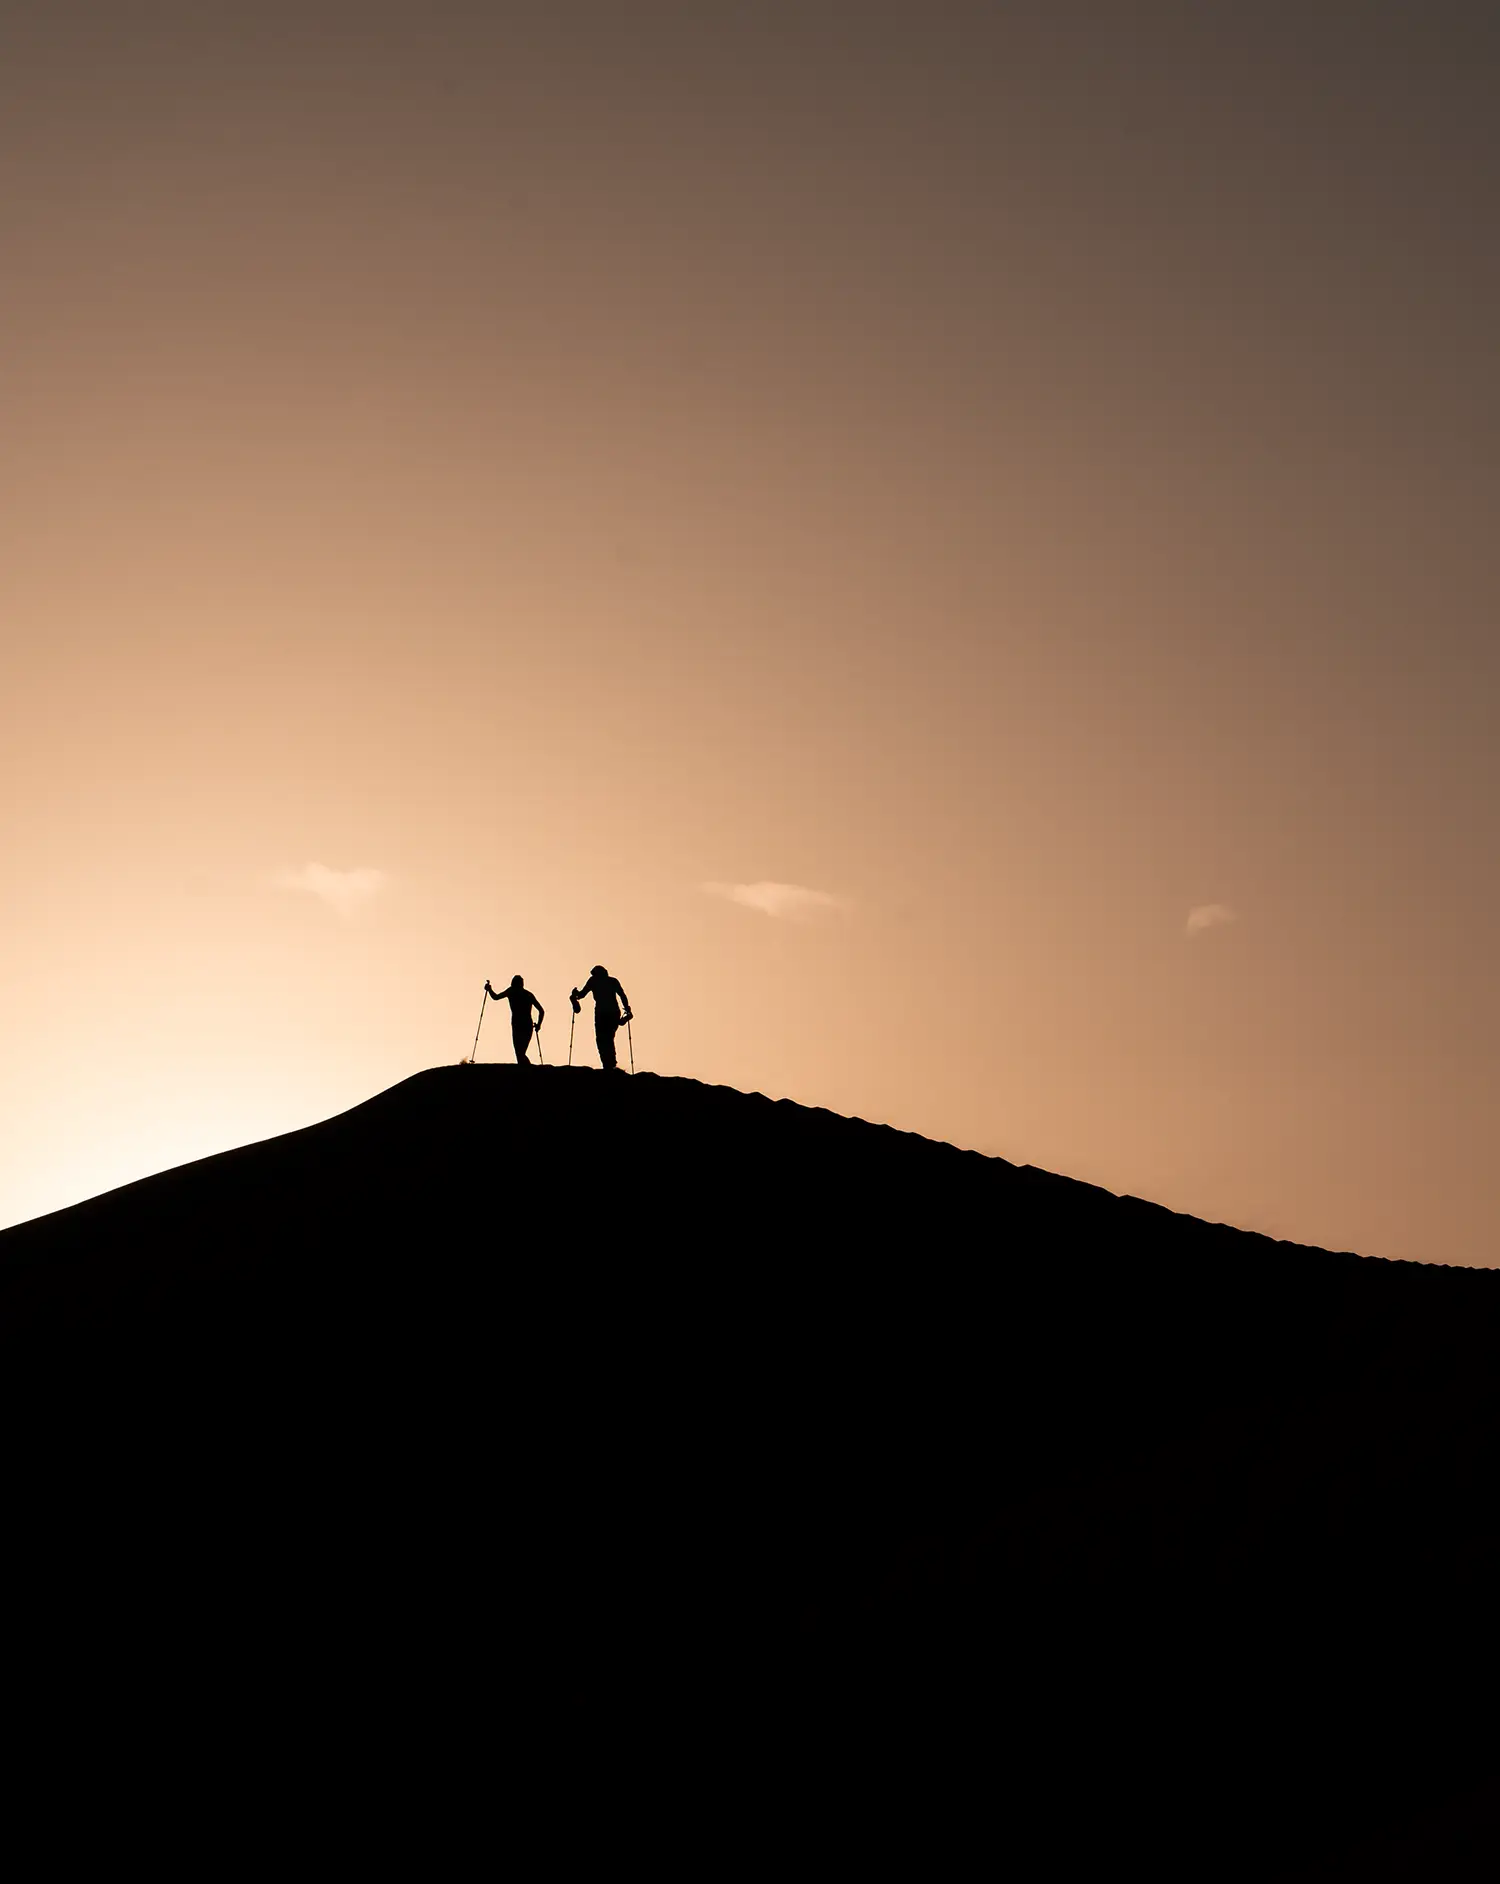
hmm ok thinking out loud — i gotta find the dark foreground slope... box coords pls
[3,1067,1496,1873]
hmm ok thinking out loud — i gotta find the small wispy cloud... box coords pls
[702,880,846,921]
[1186,903,1238,937]
[274,863,388,919]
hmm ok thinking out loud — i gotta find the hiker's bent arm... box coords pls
[533,999,545,1025]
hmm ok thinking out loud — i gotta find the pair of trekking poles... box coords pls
[469,988,633,1073]
[566,1002,634,1073]
[469,995,545,1064]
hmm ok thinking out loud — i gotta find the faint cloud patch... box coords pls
[275,863,388,919]
[703,880,846,921]
[1186,903,1238,937]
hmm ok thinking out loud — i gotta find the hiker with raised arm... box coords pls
[485,975,545,1066]
[570,965,632,1072]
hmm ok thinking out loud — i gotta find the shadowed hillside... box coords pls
[4,1066,1496,1873]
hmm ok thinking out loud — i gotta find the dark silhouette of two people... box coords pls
[572,965,632,1072]
[485,975,545,1065]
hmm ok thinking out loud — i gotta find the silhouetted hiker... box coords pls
[571,965,632,1072]
[485,976,544,1066]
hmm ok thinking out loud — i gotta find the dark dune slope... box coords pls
[4,1066,1496,1872]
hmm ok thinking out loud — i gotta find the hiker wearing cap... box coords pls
[485,975,545,1065]
[570,965,632,1072]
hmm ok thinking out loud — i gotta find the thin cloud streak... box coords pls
[1186,903,1239,937]
[274,864,388,918]
[702,880,846,921]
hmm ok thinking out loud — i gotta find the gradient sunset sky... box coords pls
[3,4,1496,1263]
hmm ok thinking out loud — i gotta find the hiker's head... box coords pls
[592,964,607,979]
[510,974,523,990]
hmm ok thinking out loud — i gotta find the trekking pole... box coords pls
[535,1018,545,1066]
[627,1016,634,1075]
[469,985,488,1063]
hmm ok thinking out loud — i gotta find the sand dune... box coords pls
[3,1066,1495,1874]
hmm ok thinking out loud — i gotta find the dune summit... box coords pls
[3,1066,1495,1871]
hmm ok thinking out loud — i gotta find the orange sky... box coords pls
[2,6,1496,1263]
